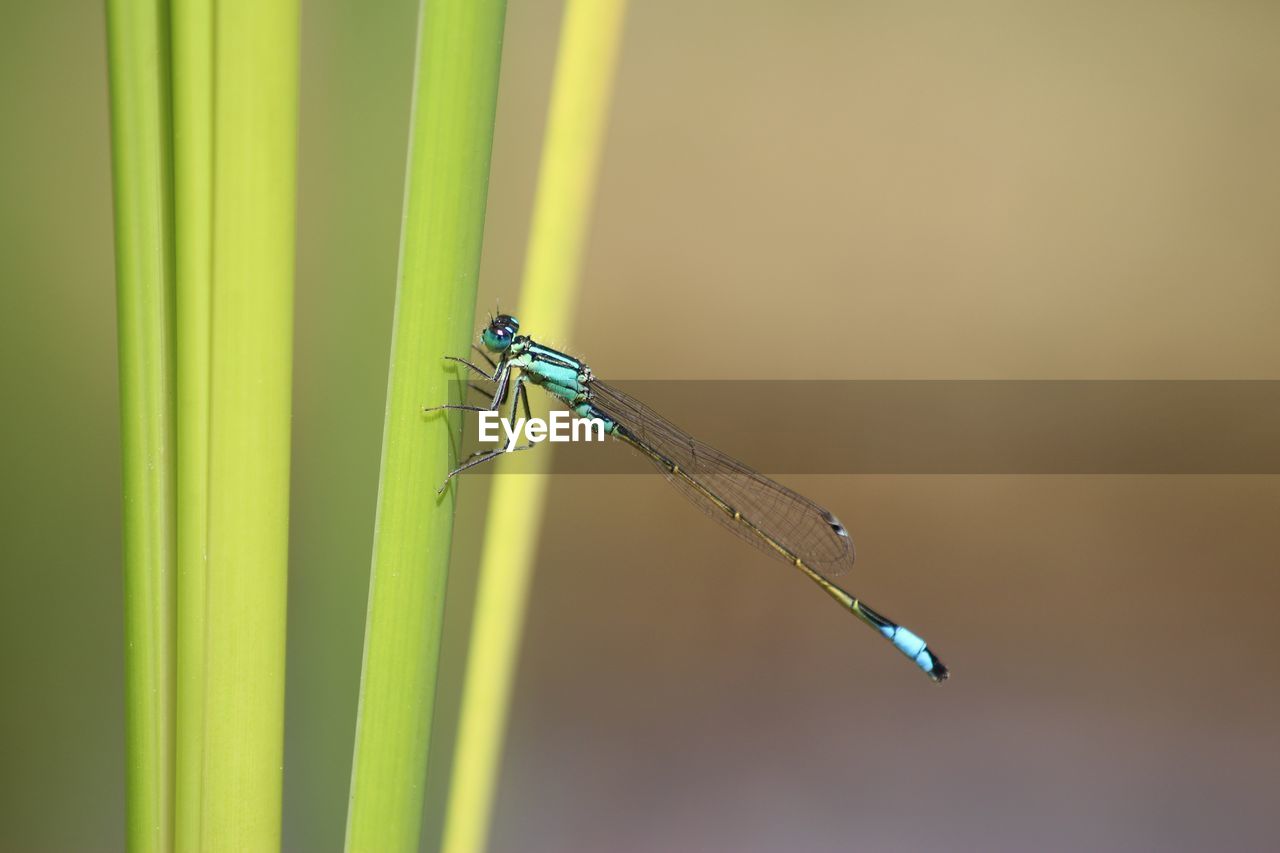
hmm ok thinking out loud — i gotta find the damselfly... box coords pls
[427,314,949,682]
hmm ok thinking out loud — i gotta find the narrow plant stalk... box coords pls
[169,1,214,848]
[344,2,509,851]
[197,1,299,848]
[440,3,628,852]
[105,1,177,850]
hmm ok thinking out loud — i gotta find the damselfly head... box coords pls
[481,314,520,352]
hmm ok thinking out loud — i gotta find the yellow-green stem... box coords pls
[170,1,213,848]
[344,2,508,851]
[197,1,299,848]
[105,1,177,850]
[441,3,628,852]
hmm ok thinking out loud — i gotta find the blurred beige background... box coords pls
[3,1,1279,851]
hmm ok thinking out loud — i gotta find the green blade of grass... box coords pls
[169,1,213,848]
[440,3,628,852]
[196,1,300,848]
[344,2,509,851]
[105,2,177,850]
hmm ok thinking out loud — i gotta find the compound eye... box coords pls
[481,324,513,352]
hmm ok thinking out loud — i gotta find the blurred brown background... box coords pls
[3,1,1279,851]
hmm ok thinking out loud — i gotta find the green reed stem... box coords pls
[344,2,508,851]
[195,1,299,848]
[169,1,213,848]
[106,1,177,849]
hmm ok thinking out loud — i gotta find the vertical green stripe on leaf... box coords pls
[345,2,509,851]
[106,0,177,850]
[198,1,299,848]
[170,0,214,847]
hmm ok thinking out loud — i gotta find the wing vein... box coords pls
[589,380,855,578]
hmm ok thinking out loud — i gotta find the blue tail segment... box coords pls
[856,601,949,683]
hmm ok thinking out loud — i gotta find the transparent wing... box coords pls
[589,379,855,579]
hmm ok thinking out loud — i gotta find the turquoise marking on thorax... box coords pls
[525,341,582,368]
[532,360,583,389]
[509,337,614,432]
[513,340,589,395]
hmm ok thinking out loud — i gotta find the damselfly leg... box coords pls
[432,374,535,494]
